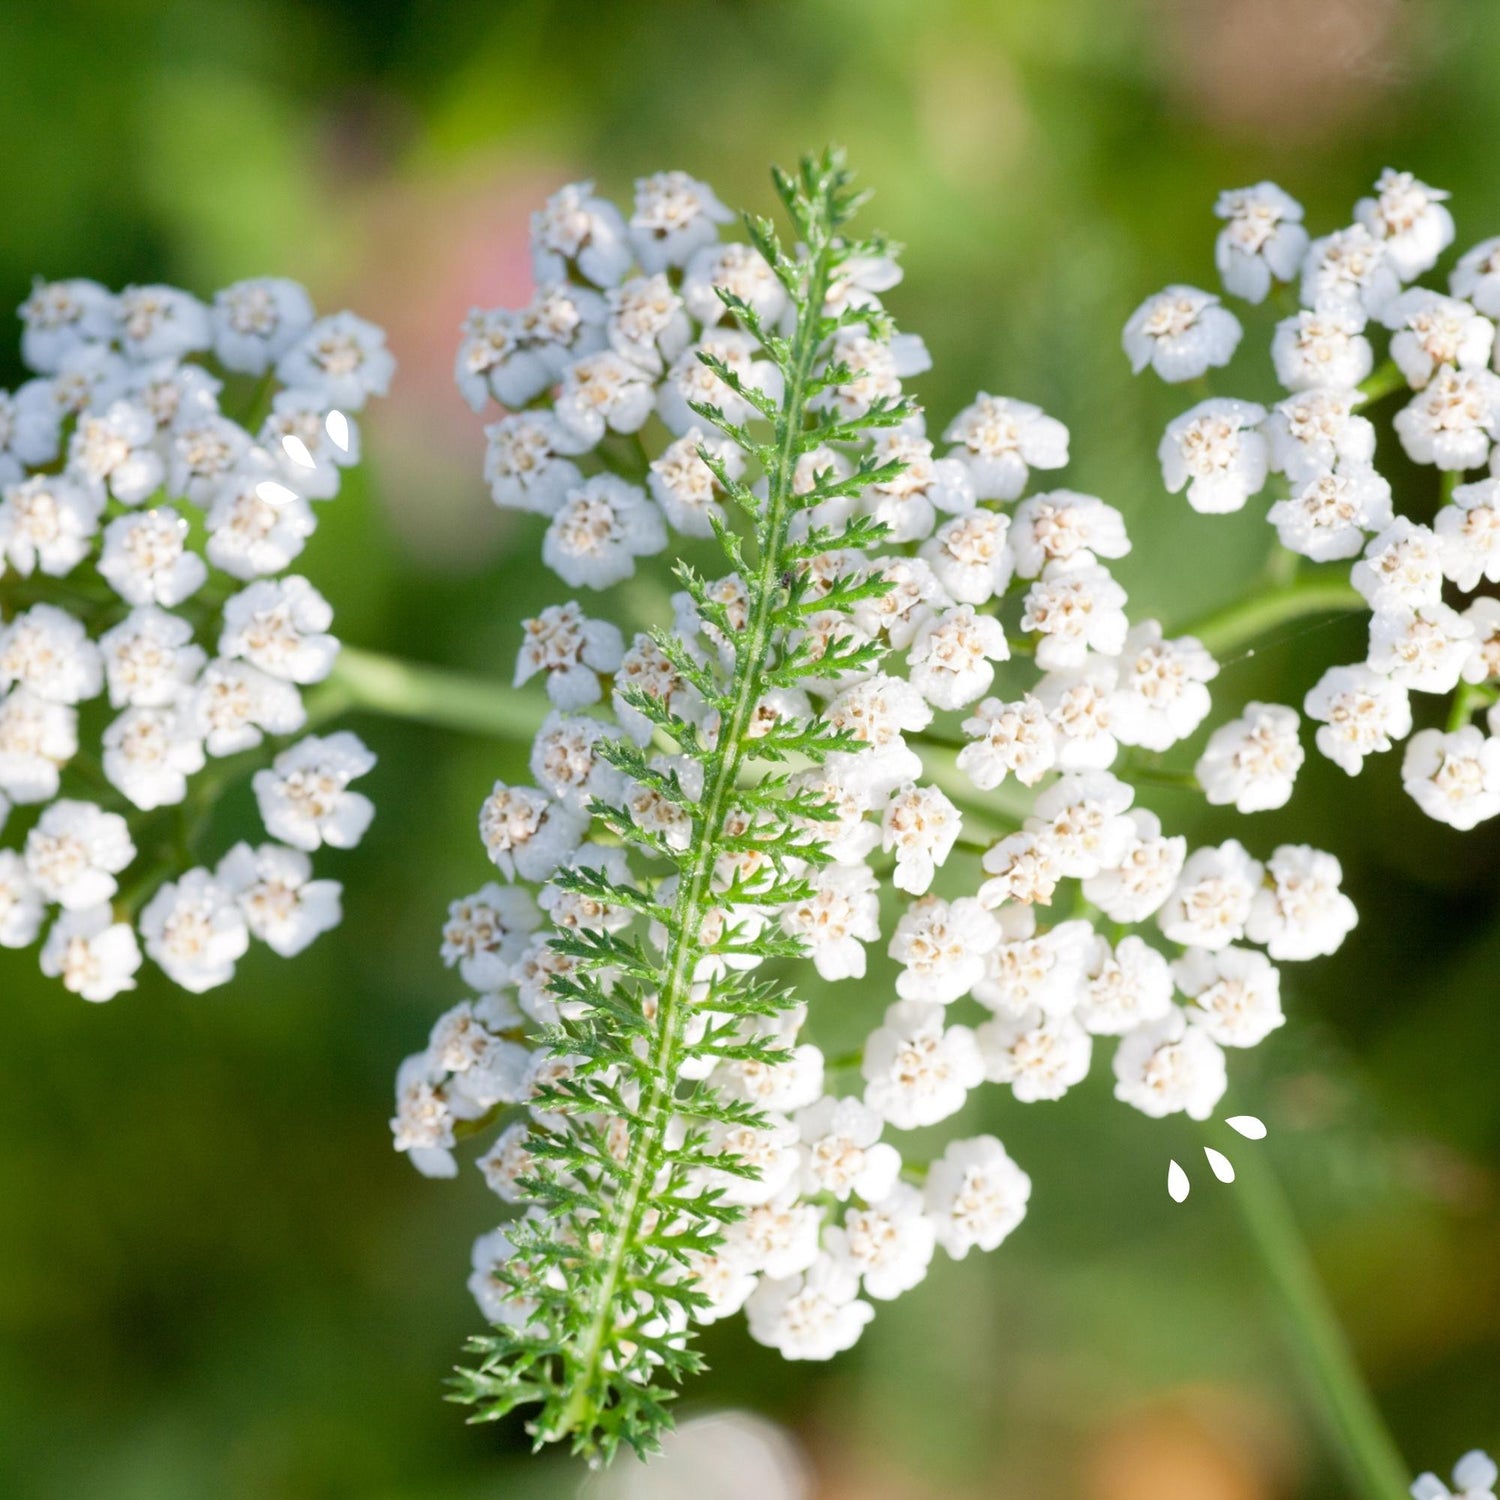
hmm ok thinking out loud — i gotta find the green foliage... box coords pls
[7,7,1500,1495]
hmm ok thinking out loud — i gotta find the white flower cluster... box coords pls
[398,171,1358,1369]
[1413,1450,1498,1500]
[0,277,387,997]
[1129,170,1500,830]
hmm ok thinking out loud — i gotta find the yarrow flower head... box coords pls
[393,152,1358,1464]
[0,276,387,998]
[1213,183,1309,304]
[1123,286,1242,382]
[1128,167,1500,830]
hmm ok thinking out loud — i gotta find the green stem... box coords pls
[1445,680,1491,734]
[1123,764,1201,793]
[317,561,1367,755]
[911,728,968,753]
[1354,360,1407,409]
[243,368,278,430]
[1264,543,1301,589]
[323,645,549,742]
[1177,573,1366,660]
[551,185,841,1447]
[1230,1144,1410,1500]
[113,850,179,919]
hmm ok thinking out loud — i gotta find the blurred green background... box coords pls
[2,1,1498,1496]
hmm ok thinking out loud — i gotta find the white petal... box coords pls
[1167,1159,1191,1202]
[1204,1146,1236,1184]
[256,479,300,507]
[281,434,317,469]
[1225,1114,1268,1140]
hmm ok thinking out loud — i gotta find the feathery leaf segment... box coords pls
[451,150,910,1461]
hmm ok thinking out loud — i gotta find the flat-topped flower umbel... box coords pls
[1127,168,1500,832]
[394,152,1356,1463]
[0,275,388,998]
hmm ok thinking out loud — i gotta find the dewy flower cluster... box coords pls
[0,277,390,998]
[391,153,1358,1460]
[1129,169,1500,830]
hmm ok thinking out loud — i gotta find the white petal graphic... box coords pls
[281,434,317,469]
[1225,1115,1267,1140]
[1168,1159,1191,1202]
[1204,1146,1236,1183]
[325,410,351,453]
[255,480,300,508]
